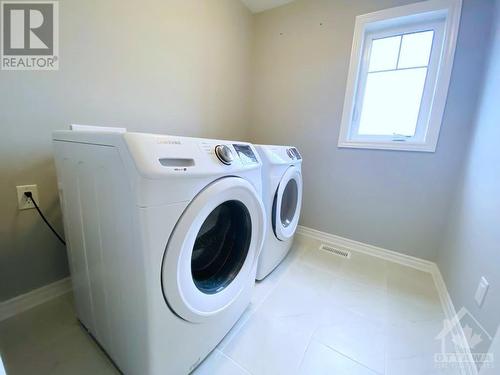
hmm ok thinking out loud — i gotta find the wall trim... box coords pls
[0,277,72,322]
[431,264,479,375]
[296,225,477,375]
[296,225,435,272]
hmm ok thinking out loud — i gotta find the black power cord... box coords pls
[24,192,66,246]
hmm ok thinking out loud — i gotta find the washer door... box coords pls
[162,177,265,323]
[273,167,302,241]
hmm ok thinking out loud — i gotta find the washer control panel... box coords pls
[199,141,259,167]
[233,144,258,165]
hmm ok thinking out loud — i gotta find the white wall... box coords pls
[0,0,254,301]
[438,0,500,358]
[249,0,493,260]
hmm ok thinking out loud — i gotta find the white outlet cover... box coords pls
[16,185,39,210]
[475,276,489,307]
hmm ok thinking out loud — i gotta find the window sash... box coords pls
[349,20,445,145]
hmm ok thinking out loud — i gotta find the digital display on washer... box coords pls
[233,144,258,165]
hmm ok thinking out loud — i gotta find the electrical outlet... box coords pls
[16,185,39,210]
[475,276,489,307]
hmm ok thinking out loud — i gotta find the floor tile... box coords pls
[194,350,249,375]
[0,294,117,375]
[257,261,334,318]
[33,326,117,375]
[299,340,378,375]
[386,263,437,297]
[385,264,443,324]
[0,293,77,355]
[0,238,452,375]
[386,353,462,375]
[327,276,390,326]
[312,307,387,374]
[337,252,389,290]
[386,318,444,359]
[221,309,317,375]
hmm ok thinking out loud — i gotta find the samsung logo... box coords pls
[157,139,181,145]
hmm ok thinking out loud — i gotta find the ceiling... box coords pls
[240,0,296,13]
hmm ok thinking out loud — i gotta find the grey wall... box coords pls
[437,0,500,357]
[2,0,497,308]
[0,0,254,301]
[249,0,493,260]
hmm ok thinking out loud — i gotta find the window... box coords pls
[338,0,462,152]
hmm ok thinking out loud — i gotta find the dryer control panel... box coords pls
[256,144,302,166]
[286,147,301,160]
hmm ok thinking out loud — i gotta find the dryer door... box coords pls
[161,177,265,323]
[273,166,302,241]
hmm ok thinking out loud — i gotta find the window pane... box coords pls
[358,68,427,137]
[398,31,434,68]
[368,35,401,72]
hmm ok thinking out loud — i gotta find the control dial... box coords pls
[215,145,234,165]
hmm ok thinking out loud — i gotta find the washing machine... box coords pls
[52,126,266,374]
[255,145,303,281]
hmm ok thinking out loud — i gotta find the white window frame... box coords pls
[338,0,462,152]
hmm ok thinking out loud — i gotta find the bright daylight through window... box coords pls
[338,0,462,152]
[359,31,434,137]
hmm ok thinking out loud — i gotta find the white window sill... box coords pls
[338,140,436,152]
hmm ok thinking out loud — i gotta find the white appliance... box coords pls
[52,127,266,374]
[255,145,302,280]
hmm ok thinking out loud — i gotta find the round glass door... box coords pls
[161,177,265,323]
[280,179,299,228]
[273,167,302,241]
[191,200,252,294]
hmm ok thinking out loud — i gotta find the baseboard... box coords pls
[296,225,477,375]
[431,265,478,375]
[296,225,435,272]
[0,277,72,322]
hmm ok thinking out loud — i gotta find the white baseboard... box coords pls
[296,225,477,375]
[0,277,72,322]
[431,265,479,375]
[296,225,435,272]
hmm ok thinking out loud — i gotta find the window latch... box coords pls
[392,133,411,142]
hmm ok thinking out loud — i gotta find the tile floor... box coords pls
[0,236,460,375]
